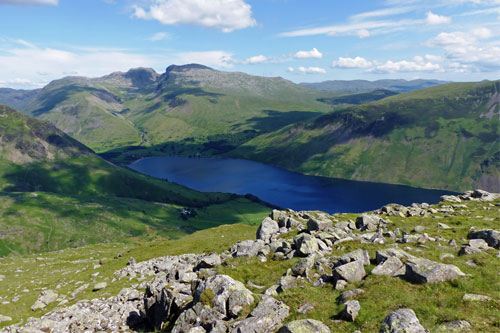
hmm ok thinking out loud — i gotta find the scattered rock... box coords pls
[307,218,332,232]
[278,319,331,333]
[380,308,427,332]
[31,290,58,311]
[257,217,280,242]
[462,293,492,302]
[0,315,12,323]
[468,229,500,248]
[340,300,360,322]
[372,256,404,277]
[339,289,365,304]
[436,320,472,332]
[278,275,297,292]
[291,257,314,277]
[93,282,107,291]
[297,302,314,314]
[356,214,385,231]
[195,274,254,318]
[333,260,366,283]
[232,295,289,333]
[294,234,319,257]
[404,257,466,284]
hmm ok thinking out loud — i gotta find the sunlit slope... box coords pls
[231,81,500,192]
[0,105,270,256]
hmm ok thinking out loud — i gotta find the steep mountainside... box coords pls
[300,79,448,94]
[231,81,500,192]
[0,65,333,153]
[0,105,269,256]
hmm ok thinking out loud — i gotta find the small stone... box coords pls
[278,319,331,333]
[0,315,12,323]
[339,289,365,304]
[413,226,426,233]
[127,257,136,266]
[340,300,360,322]
[438,223,451,229]
[462,293,491,302]
[93,282,107,291]
[335,279,348,290]
[436,320,472,332]
[297,302,314,314]
[439,253,454,261]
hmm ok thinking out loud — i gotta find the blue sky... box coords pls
[0,0,499,88]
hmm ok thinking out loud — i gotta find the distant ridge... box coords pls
[300,79,449,94]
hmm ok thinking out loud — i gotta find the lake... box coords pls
[129,156,454,213]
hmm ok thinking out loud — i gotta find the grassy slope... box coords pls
[0,105,270,256]
[0,198,498,331]
[231,81,500,192]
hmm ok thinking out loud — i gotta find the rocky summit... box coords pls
[1,189,499,332]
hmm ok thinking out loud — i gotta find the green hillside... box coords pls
[0,105,270,256]
[1,65,332,154]
[230,81,500,192]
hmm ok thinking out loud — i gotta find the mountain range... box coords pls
[300,79,449,94]
[0,66,498,193]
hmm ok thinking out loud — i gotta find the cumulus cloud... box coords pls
[0,41,169,89]
[293,48,323,59]
[332,56,373,68]
[0,0,57,5]
[148,32,170,41]
[242,55,268,64]
[132,0,256,32]
[426,11,451,24]
[426,28,500,71]
[370,57,441,73]
[288,66,326,74]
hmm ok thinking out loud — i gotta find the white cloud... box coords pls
[371,57,441,73]
[424,54,444,62]
[279,19,419,38]
[242,55,268,64]
[0,42,168,89]
[426,11,451,24]
[332,56,373,68]
[426,28,500,71]
[287,67,295,72]
[293,48,323,59]
[148,32,170,41]
[175,50,234,68]
[132,0,256,32]
[350,6,414,21]
[297,66,327,74]
[0,0,57,5]
[357,29,371,38]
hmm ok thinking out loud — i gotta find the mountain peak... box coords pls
[165,64,213,73]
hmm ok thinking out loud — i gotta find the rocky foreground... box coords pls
[2,189,500,332]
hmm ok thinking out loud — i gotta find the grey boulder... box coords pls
[380,308,427,332]
[278,319,331,333]
[256,217,280,242]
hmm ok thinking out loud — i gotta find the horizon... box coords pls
[0,0,499,89]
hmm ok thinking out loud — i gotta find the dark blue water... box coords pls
[129,156,454,213]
